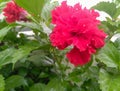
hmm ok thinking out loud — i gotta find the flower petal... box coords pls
[67,47,91,66]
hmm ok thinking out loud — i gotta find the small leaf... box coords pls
[11,43,38,65]
[92,2,117,18]
[45,78,66,91]
[41,1,58,22]
[0,2,7,13]
[0,48,15,68]
[0,75,5,91]
[5,75,27,90]
[28,50,53,67]
[16,22,42,31]
[72,87,83,91]
[99,69,120,91]
[0,26,12,42]
[114,7,120,19]
[30,83,46,91]
[114,37,120,50]
[0,20,8,30]
[96,42,120,68]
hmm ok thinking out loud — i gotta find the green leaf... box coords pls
[45,78,66,91]
[11,43,38,65]
[30,83,46,91]
[0,41,39,68]
[72,87,83,91]
[0,0,9,3]
[0,46,33,68]
[0,20,8,30]
[99,69,120,91]
[15,0,45,20]
[0,75,5,91]
[0,48,15,68]
[67,69,82,83]
[96,42,120,68]
[5,75,27,90]
[0,2,7,13]
[16,22,42,31]
[114,7,120,19]
[92,2,117,18]
[0,26,12,42]
[114,37,120,50]
[41,1,58,22]
[28,50,53,67]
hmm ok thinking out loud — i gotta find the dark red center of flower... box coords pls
[71,31,82,37]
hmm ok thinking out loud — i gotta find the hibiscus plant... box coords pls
[0,0,120,91]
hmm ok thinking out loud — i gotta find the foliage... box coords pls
[0,0,120,91]
[99,69,120,91]
[0,75,5,91]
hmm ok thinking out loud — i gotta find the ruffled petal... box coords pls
[67,47,91,66]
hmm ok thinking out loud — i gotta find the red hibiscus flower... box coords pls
[3,1,27,23]
[50,1,107,66]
